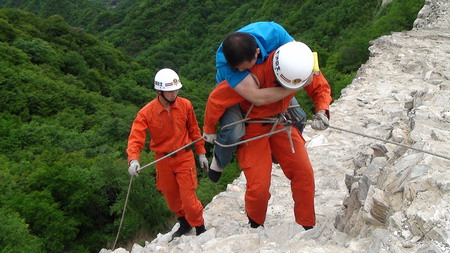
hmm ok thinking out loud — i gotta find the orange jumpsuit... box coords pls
[127,96,206,226]
[204,50,332,227]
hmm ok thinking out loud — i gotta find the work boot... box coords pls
[208,156,222,183]
[195,224,206,235]
[248,215,262,228]
[302,225,314,231]
[172,216,192,239]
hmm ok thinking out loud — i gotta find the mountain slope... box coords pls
[101,0,450,252]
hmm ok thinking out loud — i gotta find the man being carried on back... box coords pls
[204,41,332,230]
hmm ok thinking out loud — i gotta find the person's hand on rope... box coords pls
[311,110,329,130]
[203,132,217,144]
[198,154,209,172]
[128,159,140,176]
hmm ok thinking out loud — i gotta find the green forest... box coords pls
[0,0,424,252]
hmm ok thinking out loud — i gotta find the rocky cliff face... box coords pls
[102,0,450,252]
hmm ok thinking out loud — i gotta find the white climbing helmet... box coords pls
[273,41,314,89]
[154,68,183,91]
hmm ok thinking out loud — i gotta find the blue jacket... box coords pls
[216,21,294,88]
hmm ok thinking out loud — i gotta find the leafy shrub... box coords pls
[0,207,44,253]
[0,42,30,64]
[61,51,88,75]
[0,18,16,42]
[13,38,59,65]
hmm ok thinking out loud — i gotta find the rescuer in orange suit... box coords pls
[127,68,209,238]
[203,42,332,230]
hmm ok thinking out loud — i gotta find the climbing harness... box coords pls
[215,106,302,154]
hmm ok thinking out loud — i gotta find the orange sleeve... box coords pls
[304,72,332,113]
[126,111,148,162]
[185,100,207,154]
[203,81,246,134]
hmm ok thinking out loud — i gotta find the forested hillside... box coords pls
[0,0,424,252]
[1,0,425,115]
[0,8,163,252]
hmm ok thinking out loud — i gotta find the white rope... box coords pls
[321,122,450,161]
[137,137,205,172]
[112,175,133,250]
[214,126,290,147]
[214,111,298,150]
[219,117,450,160]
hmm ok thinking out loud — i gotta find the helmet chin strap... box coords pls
[160,91,177,104]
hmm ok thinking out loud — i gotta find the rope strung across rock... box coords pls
[325,123,450,161]
[219,116,450,160]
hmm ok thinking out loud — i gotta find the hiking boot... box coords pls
[302,225,314,231]
[208,169,222,183]
[208,156,222,183]
[248,215,262,228]
[172,216,192,238]
[195,224,206,235]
